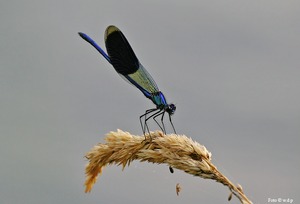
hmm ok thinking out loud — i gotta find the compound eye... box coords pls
[171,104,176,110]
[168,104,176,114]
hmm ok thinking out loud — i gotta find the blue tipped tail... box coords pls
[78,32,111,64]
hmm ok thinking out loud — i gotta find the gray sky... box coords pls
[1,1,299,203]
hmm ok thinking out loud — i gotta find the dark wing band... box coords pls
[105,26,139,75]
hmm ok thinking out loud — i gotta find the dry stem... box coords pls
[85,129,252,204]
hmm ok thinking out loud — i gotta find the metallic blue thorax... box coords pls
[151,92,168,109]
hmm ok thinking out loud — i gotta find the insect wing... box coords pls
[105,25,160,94]
[105,25,139,75]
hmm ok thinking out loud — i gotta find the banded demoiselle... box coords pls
[78,25,176,135]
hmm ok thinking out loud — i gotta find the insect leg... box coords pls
[153,110,166,134]
[140,108,157,135]
[144,109,163,134]
[168,113,177,134]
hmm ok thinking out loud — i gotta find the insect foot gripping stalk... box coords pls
[84,129,252,204]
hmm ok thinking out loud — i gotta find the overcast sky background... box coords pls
[1,1,300,203]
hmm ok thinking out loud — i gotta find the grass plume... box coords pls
[85,129,252,203]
